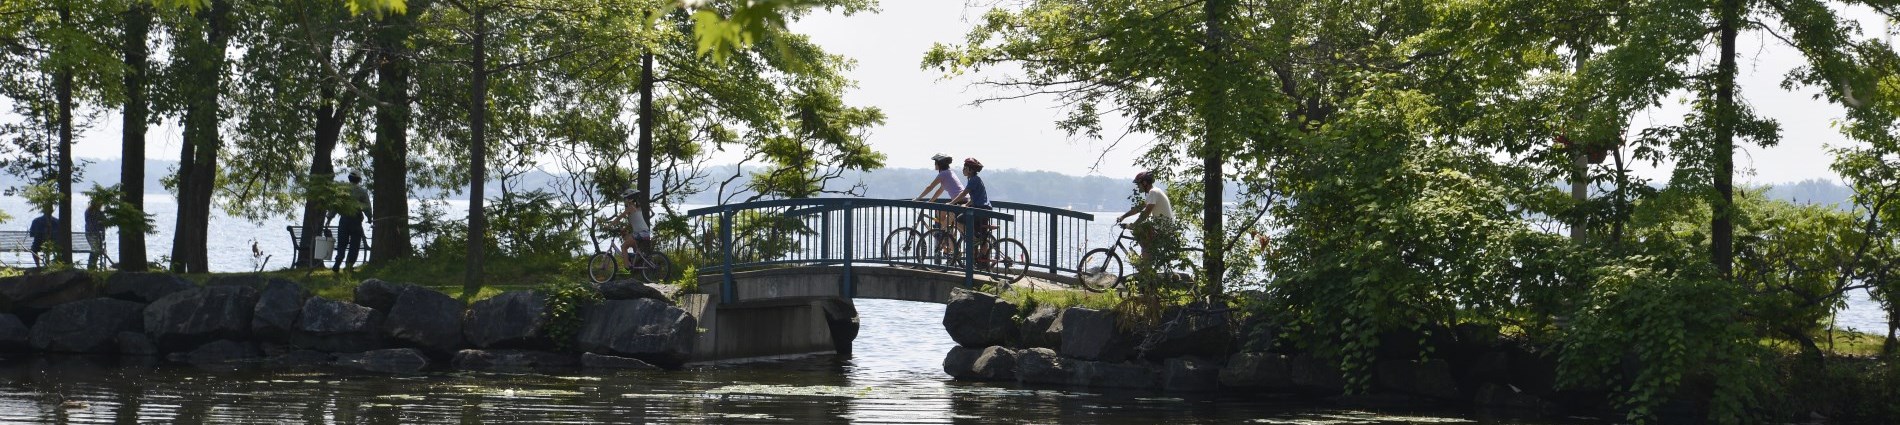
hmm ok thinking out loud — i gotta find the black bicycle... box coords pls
[1076,224,1199,297]
[920,219,1030,287]
[882,209,955,265]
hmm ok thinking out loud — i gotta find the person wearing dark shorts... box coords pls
[949,158,993,264]
[332,173,372,272]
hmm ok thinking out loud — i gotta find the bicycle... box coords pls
[588,236,674,286]
[920,216,1030,286]
[881,208,957,265]
[1075,223,1199,298]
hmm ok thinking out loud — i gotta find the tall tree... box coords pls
[367,0,426,266]
[167,0,234,273]
[118,0,151,271]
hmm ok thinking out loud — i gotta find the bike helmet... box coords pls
[963,157,984,172]
[932,154,953,169]
[1134,171,1155,184]
[622,190,644,200]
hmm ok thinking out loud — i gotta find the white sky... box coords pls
[55,2,1891,185]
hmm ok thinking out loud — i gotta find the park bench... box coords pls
[0,230,98,267]
[285,226,371,267]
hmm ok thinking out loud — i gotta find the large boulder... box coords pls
[942,289,1017,348]
[451,349,579,371]
[0,270,98,320]
[1058,307,1134,362]
[203,275,269,289]
[382,286,465,357]
[1219,352,1294,390]
[336,348,430,374]
[144,285,260,351]
[1143,303,1232,359]
[1163,357,1220,392]
[28,298,144,354]
[580,353,660,370]
[1076,360,1158,389]
[598,279,672,303]
[0,314,27,351]
[944,346,1018,381]
[296,298,382,353]
[116,331,157,356]
[103,273,194,304]
[573,299,697,368]
[1015,348,1076,386]
[1375,359,1462,400]
[1017,306,1062,350]
[252,279,309,336]
[353,279,418,312]
[167,339,262,364]
[1290,353,1347,394]
[463,291,550,348]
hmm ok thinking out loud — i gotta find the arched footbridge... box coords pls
[683,198,1096,305]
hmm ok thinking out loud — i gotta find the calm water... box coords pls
[0,299,1601,424]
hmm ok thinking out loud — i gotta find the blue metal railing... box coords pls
[682,198,1095,303]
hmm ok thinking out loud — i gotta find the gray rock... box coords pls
[573,299,697,368]
[0,270,98,320]
[945,345,1019,381]
[1375,359,1462,400]
[28,298,144,354]
[0,314,27,351]
[942,289,1017,348]
[382,286,465,357]
[598,279,672,303]
[1144,303,1232,359]
[580,353,660,370]
[1290,353,1346,394]
[1163,357,1220,392]
[264,350,336,367]
[353,279,418,312]
[296,298,382,352]
[252,279,308,336]
[1015,347,1075,386]
[463,291,549,348]
[1475,383,1551,412]
[336,348,430,374]
[143,285,259,351]
[103,273,194,303]
[1219,352,1293,390]
[1058,307,1133,362]
[1018,306,1062,350]
[167,340,261,364]
[203,275,269,289]
[1077,360,1158,389]
[116,331,157,355]
[452,349,579,371]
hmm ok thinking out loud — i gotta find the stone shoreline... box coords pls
[939,289,1616,419]
[0,271,698,373]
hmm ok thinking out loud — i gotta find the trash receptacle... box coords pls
[314,236,336,260]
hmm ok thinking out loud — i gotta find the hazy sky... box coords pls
[55,2,1890,185]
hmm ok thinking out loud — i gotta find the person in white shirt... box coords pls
[1115,171,1173,254]
[612,190,654,263]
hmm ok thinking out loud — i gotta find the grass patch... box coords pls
[997,288,1122,312]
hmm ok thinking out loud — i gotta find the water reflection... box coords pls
[0,300,1602,424]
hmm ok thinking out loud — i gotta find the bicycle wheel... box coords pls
[990,238,1031,286]
[587,251,619,285]
[881,228,923,264]
[639,252,673,284]
[920,228,961,268]
[1075,248,1123,293]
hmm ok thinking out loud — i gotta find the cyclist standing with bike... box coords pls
[1115,171,1174,256]
[610,190,653,264]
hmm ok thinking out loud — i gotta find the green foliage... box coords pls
[82,184,156,235]
[22,182,59,215]
[539,279,600,352]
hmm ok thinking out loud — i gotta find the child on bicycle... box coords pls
[610,190,654,264]
[912,154,963,230]
[947,157,994,266]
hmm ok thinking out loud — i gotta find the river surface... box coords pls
[0,299,1607,424]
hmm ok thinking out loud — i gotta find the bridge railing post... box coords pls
[1048,212,1060,275]
[842,201,854,298]
[720,209,735,305]
[963,207,976,288]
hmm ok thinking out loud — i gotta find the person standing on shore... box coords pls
[27,208,57,267]
[333,173,372,272]
[84,197,108,269]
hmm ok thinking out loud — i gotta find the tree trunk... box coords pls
[638,51,654,216]
[55,4,74,266]
[119,2,151,271]
[464,6,489,296]
[1569,47,1591,244]
[370,7,419,266]
[171,0,232,274]
[299,84,344,268]
[1199,0,1232,298]
[1712,0,1739,278]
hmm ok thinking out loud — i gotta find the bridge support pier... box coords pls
[680,294,858,363]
